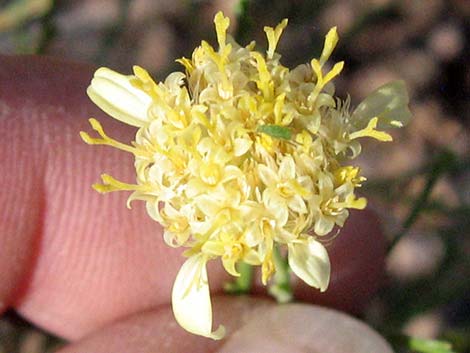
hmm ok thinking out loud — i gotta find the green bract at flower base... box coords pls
[81,11,411,340]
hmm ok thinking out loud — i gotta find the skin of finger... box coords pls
[0,55,385,340]
[0,112,43,314]
[0,56,51,313]
[58,296,394,353]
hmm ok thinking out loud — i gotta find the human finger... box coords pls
[58,296,393,353]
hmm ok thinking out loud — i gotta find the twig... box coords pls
[387,150,457,253]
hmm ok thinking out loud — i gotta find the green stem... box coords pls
[268,244,293,303]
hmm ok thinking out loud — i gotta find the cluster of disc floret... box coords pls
[81,11,411,339]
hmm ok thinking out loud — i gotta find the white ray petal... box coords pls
[172,255,225,339]
[288,238,330,292]
[351,80,411,130]
[87,67,152,127]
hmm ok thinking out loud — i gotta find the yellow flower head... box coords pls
[81,11,411,339]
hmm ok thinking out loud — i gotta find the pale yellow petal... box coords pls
[288,194,307,214]
[314,214,335,236]
[244,224,263,247]
[288,238,330,291]
[222,258,240,277]
[258,164,279,186]
[318,173,334,195]
[87,67,152,127]
[319,27,339,66]
[233,137,252,156]
[351,80,411,130]
[323,61,344,85]
[214,11,230,49]
[304,112,321,134]
[172,256,225,339]
[263,190,289,226]
[316,93,336,108]
[279,156,296,181]
[196,195,221,217]
[264,18,288,59]
[201,241,225,256]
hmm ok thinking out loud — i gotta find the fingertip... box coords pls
[58,296,393,353]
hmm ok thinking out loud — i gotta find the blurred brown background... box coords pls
[0,0,469,352]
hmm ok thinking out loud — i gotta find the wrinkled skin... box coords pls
[0,55,389,352]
